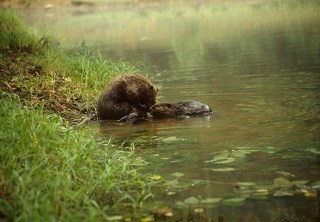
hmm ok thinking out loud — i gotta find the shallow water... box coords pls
[21,1,320,220]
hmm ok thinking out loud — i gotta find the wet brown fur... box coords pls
[98,74,157,120]
[151,100,212,119]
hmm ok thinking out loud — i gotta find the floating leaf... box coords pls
[222,197,246,206]
[162,136,177,143]
[151,207,173,217]
[212,168,235,172]
[194,208,204,213]
[200,198,222,204]
[171,172,184,178]
[307,148,320,155]
[276,171,295,177]
[167,191,176,196]
[266,146,275,150]
[301,189,317,197]
[173,201,188,209]
[236,146,251,149]
[237,182,256,187]
[312,181,320,189]
[255,189,268,194]
[273,177,291,188]
[107,215,122,221]
[215,158,235,164]
[184,196,199,205]
[141,217,154,222]
[273,191,294,197]
[190,179,206,186]
[151,175,162,181]
[292,180,308,187]
[206,155,227,163]
[248,189,269,199]
[165,179,179,187]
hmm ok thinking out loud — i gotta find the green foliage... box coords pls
[0,10,153,220]
[0,10,139,123]
[59,51,137,101]
[0,10,38,51]
[0,98,152,220]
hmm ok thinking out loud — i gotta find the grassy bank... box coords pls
[0,9,137,124]
[0,10,153,221]
[0,99,152,221]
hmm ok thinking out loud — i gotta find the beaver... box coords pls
[97,74,157,122]
[150,100,212,119]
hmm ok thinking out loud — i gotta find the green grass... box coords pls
[0,10,154,221]
[0,9,39,52]
[0,10,137,124]
[0,98,153,221]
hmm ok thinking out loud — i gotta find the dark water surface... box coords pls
[22,1,320,220]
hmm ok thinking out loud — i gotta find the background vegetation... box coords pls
[0,9,137,124]
[0,10,153,221]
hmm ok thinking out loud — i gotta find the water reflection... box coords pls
[21,1,320,220]
[99,115,213,142]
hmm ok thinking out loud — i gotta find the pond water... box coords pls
[21,1,320,220]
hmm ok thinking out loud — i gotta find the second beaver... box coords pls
[150,100,213,119]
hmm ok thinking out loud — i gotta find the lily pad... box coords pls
[106,215,122,221]
[273,191,294,197]
[311,181,320,189]
[273,177,291,188]
[236,146,252,149]
[276,171,295,177]
[255,189,269,194]
[165,179,179,187]
[184,196,200,205]
[215,158,235,164]
[205,156,227,163]
[167,191,176,196]
[171,172,184,178]
[194,208,205,214]
[237,182,256,187]
[151,207,173,217]
[291,180,308,187]
[200,198,222,204]
[174,201,188,209]
[212,168,235,172]
[248,189,269,199]
[307,148,320,155]
[209,151,233,159]
[162,136,178,143]
[141,217,154,222]
[222,197,246,206]
[151,175,162,181]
